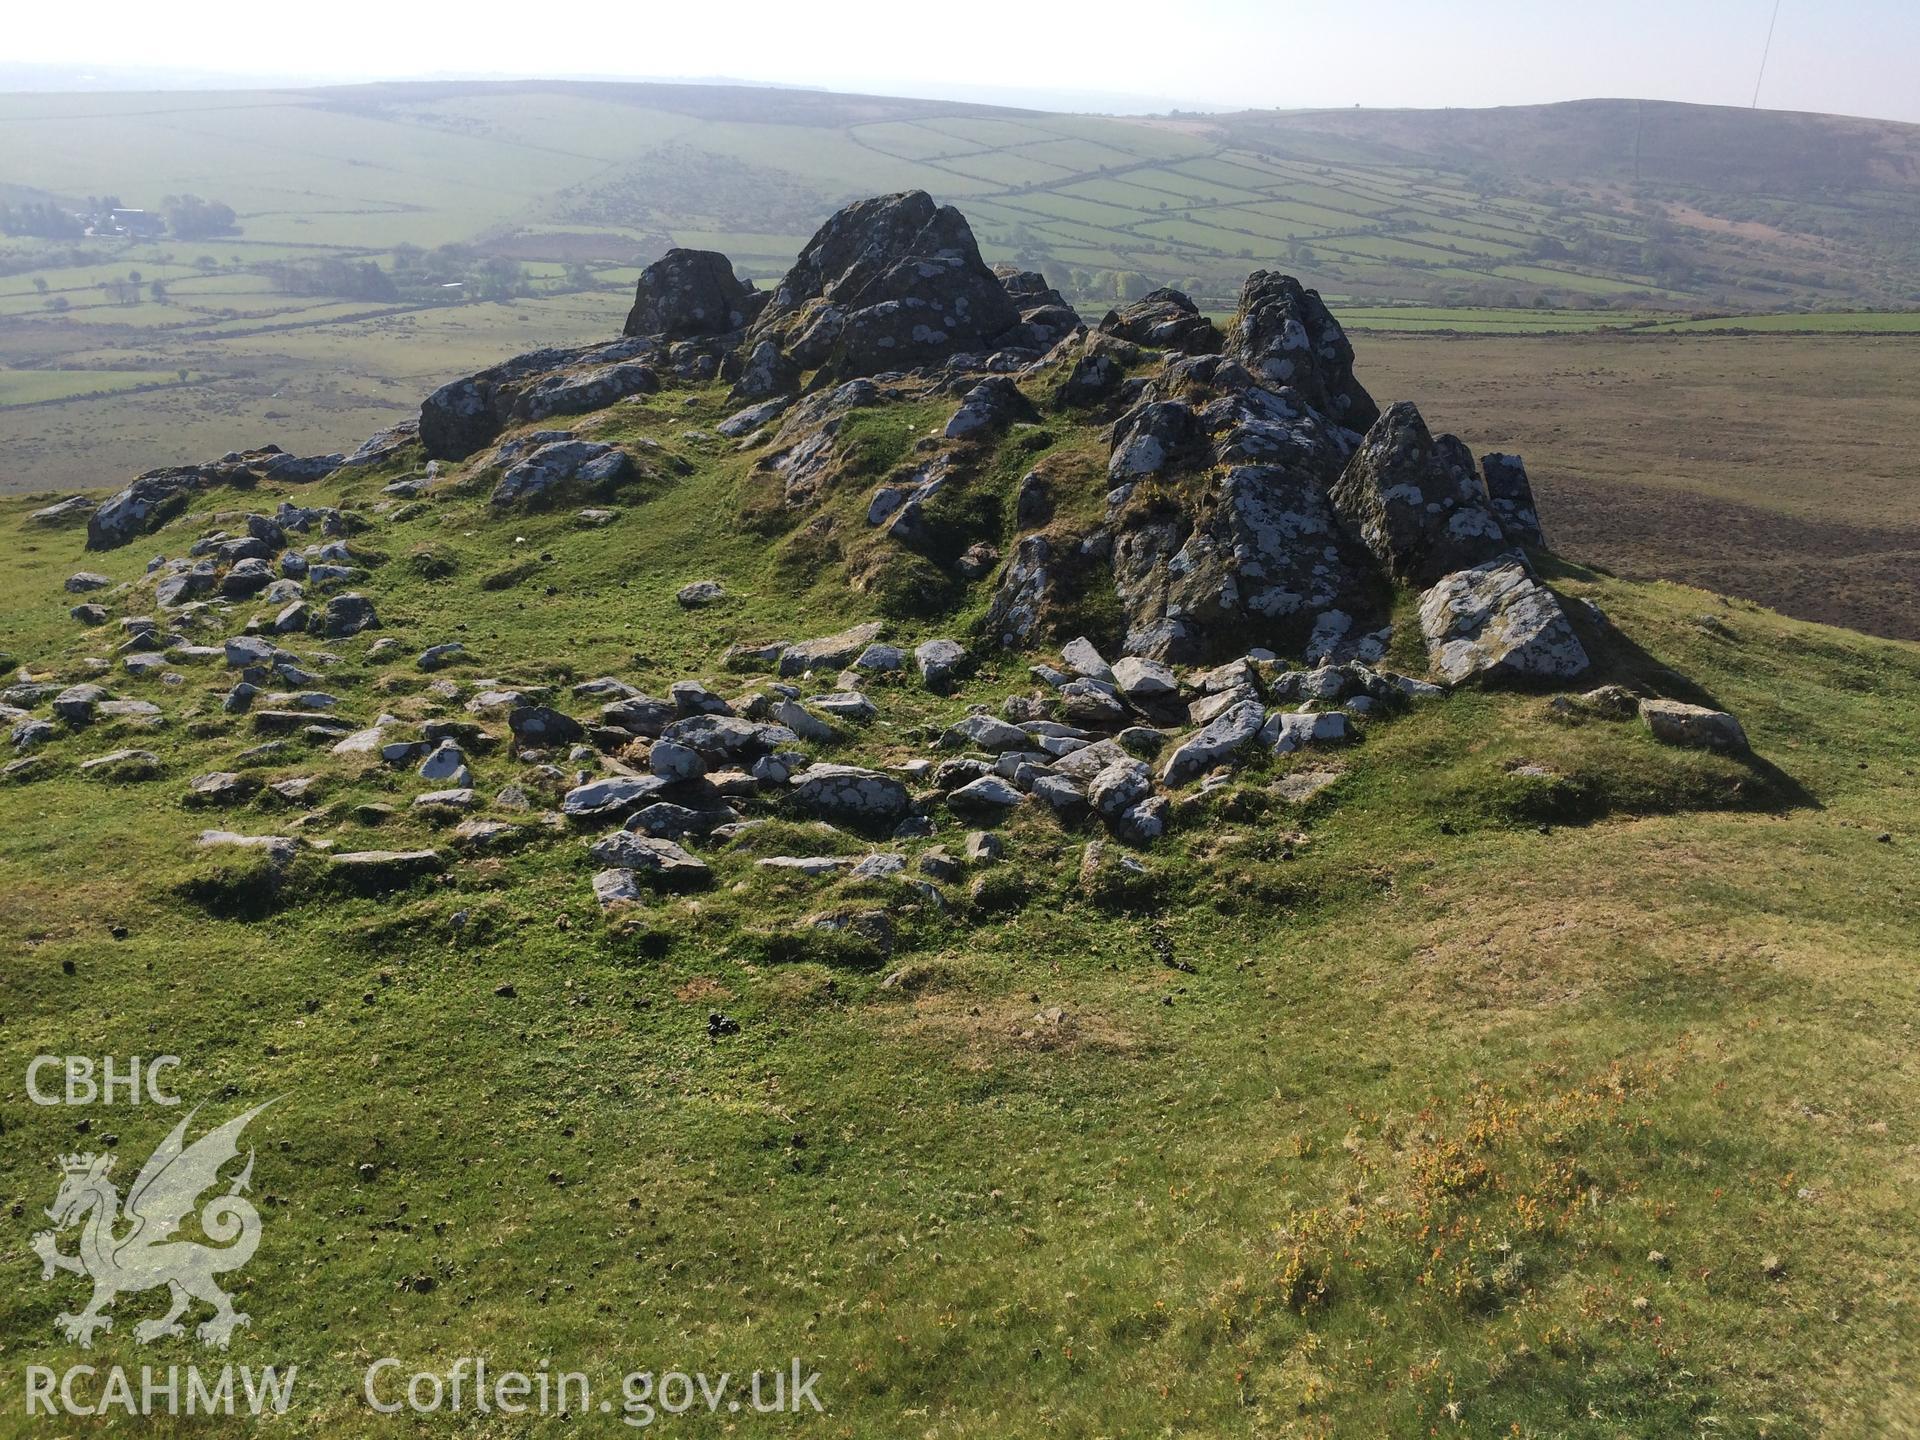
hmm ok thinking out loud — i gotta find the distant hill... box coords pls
[3,83,1918,310]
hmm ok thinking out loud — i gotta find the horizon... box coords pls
[7,0,1920,126]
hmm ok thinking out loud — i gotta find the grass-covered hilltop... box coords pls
[4,190,1919,1437]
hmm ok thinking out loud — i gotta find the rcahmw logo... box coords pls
[22,1067,296,1419]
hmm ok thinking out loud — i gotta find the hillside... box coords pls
[6,195,1920,1435]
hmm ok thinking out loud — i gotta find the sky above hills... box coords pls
[10,0,1919,125]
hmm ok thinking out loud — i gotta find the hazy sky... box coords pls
[12,0,1920,124]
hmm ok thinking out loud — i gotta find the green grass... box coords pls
[4,366,1920,1434]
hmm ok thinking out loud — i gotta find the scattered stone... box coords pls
[915,638,968,692]
[587,832,711,887]
[1162,699,1265,786]
[186,771,257,806]
[321,593,380,639]
[592,868,646,908]
[65,571,113,593]
[1264,710,1354,754]
[964,830,1002,864]
[70,603,108,626]
[78,748,160,780]
[418,642,465,671]
[1640,699,1749,753]
[676,580,726,608]
[53,683,110,723]
[329,849,445,885]
[781,622,886,677]
[948,775,1023,814]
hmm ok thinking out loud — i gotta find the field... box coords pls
[1355,332,1920,643]
[4,368,1920,1433]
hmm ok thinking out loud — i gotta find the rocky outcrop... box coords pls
[623,249,764,340]
[1417,556,1589,686]
[414,331,725,462]
[1329,402,1510,587]
[741,191,1020,383]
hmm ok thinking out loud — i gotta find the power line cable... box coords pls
[1752,0,1783,108]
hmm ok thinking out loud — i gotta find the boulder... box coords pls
[1263,710,1354,754]
[1640,699,1749,753]
[676,580,726,608]
[944,377,1038,440]
[915,638,968,691]
[508,705,584,746]
[1088,759,1153,819]
[509,362,657,423]
[322,593,379,639]
[728,339,802,401]
[947,775,1023,814]
[1330,402,1510,586]
[1161,698,1265,786]
[789,763,911,826]
[1417,557,1590,686]
[781,621,885,676]
[1099,288,1220,354]
[587,832,711,887]
[561,775,671,822]
[491,440,632,507]
[592,868,646,909]
[623,249,761,339]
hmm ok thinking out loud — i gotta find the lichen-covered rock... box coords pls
[1481,453,1545,548]
[989,266,1082,352]
[490,440,633,507]
[1056,332,1138,408]
[1226,271,1379,431]
[1418,557,1590,686]
[944,377,1038,439]
[509,362,657,423]
[789,763,911,826]
[1161,698,1265,785]
[728,339,802,401]
[623,249,762,339]
[1330,402,1511,587]
[1640,698,1749,753]
[742,191,1019,383]
[1099,288,1220,354]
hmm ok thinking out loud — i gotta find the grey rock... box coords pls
[52,683,110,722]
[592,868,646,908]
[790,763,911,826]
[1111,656,1177,700]
[623,248,760,339]
[781,621,885,676]
[1161,699,1266,786]
[1640,699,1749,753]
[66,571,113,593]
[70,603,109,626]
[561,775,670,822]
[649,739,707,781]
[418,642,465,671]
[1330,402,1509,586]
[940,713,1031,752]
[948,775,1023,814]
[1418,557,1590,686]
[963,830,1002,863]
[321,593,379,638]
[1088,759,1153,819]
[915,638,968,691]
[417,741,470,784]
[79,747,160,779]
[1481,453,1545,548]
[676,580,726,608]
[586,832,710,886]
[1263,710,1354,754]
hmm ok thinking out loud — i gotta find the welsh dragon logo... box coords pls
[32,1101,274,1349]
